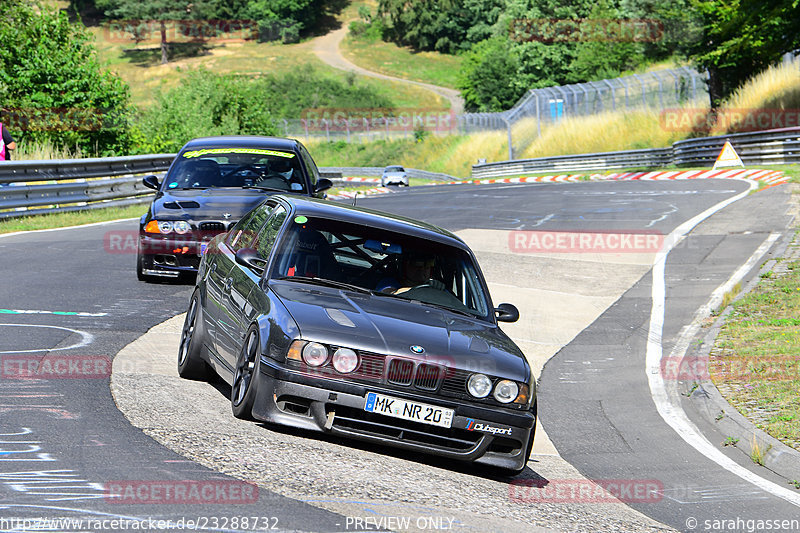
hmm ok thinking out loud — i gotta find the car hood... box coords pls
[270,280,528,382]
[151,189,272,221]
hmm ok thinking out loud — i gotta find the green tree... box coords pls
[459,36,523,111]
[0,0,131,155]
[685,0,800,107]
[378,0,505,54]
[97,0,210,64]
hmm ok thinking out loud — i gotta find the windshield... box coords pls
[385,166,404,172]
[164,147,306,193]
[269,216,491,320]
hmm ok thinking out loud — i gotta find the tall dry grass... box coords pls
[518,108,689,159]
[13,141,85,161]
[711,60,800,135]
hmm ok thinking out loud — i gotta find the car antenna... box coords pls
[352,191,359,207]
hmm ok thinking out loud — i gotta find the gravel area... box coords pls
[111,317,674,533]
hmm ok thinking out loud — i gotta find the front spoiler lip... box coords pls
[252,358,535,470]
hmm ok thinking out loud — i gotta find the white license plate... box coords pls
[364,392,454,428]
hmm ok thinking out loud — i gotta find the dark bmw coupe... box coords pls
[137,136,331,281]
[178,195,536,474]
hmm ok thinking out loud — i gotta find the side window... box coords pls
[297,144,319,187]
[227,203,274,252]
[255,206,288,259]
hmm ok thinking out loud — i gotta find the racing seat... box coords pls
[184,159,221,187]
[286,229,341,281]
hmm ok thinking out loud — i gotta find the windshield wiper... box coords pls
[370,291,479,318]
[275,276,371,294]
[242,186,287,192]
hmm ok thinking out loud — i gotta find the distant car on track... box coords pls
[381,165,409,187]
[137,136,331,282]
[177,194,536,474]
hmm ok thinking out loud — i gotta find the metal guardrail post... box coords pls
[602,80,615,111]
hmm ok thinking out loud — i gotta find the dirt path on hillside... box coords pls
[313,25,464,113]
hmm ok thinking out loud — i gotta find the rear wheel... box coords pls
[177,292,211,380]
[231,326,261,420]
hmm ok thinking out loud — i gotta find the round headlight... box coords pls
[157,221,174,234]
[467,373,492,398]
[493,379,519,403]
[173,221,191,234]
[332,348,359,374]
[301,342,328,367]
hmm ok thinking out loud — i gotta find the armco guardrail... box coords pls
[0,154,176,219]
[472,148,673,179]
[473,127,800,179]
[0,155,456,219]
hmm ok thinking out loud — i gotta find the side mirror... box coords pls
[314,178,333,194]
[235,248,266,275]
[495,303,519,323]
[143,175,160,190]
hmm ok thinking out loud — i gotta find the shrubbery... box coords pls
[0,0,132,155]
[132,66,394,154]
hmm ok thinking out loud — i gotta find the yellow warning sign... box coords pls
[712,141,744,170]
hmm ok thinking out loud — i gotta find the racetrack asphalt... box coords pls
[1,178,797,532]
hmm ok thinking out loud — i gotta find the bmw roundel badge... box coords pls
[410,345,425,354]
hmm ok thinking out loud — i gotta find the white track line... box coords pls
[646,179,800,506]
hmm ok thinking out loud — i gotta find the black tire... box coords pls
[136,243,160,283]
[231,326,261,420]
[177,292,211,380]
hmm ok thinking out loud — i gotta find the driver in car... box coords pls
[377,252,446,294]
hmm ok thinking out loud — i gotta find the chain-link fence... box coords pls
[278,67,709,154]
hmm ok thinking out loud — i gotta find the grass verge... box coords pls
[709,242,800,451]
[340,33,462,89]
[0,204,146,234]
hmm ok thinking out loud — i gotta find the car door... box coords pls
[216,203,287,371]
[211,202,274,371]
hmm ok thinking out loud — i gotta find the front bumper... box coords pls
[139,233,217,274]
[252,358,536,471]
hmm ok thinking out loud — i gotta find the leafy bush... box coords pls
[132,65,395,153]
[0,0,132,155]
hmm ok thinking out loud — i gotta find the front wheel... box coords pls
[231,326,261,420]
[177,292,211,380]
